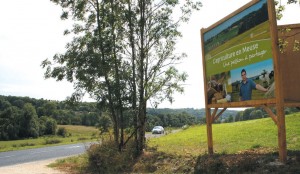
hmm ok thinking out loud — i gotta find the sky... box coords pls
[0,0,299,109]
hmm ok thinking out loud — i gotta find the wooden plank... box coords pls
[200,28,209,108]
[211,108,218,122]
[284,100,300,107]
[214,108,228,121]
[262,105,277,124]
[207,98,276,108]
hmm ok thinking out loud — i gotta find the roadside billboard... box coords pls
[201,0,276,105]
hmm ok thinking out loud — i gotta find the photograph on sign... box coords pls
[203,0,275,104]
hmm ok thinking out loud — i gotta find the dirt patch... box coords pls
[0,158,66,174]
[194,148,300,174]
[130,147,300,173]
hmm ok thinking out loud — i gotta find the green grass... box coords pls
[49,113,300,173]
[0,125,100,152]
[148,112,300,156]
[48,154,89,173]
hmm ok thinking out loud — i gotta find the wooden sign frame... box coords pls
[200,0,300,163]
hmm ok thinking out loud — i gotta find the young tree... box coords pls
[42,0,201,154]
[123,0,202,154]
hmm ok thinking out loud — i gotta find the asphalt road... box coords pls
[0,130,178,167]
[0,142,94,167]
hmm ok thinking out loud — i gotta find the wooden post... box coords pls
[277,105,287,163]
[206,108,213,154]
[268,0,287,163]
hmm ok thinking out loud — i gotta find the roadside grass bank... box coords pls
[0,125,100,152]
[50,113,300,173]
[148,113,300,155]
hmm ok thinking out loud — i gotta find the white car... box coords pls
[152,126,164,134]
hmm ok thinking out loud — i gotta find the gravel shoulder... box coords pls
[0,158,66,174]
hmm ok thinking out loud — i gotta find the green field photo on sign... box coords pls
[203,0,275,104]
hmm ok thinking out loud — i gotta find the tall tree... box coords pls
[42,0,201,154]
[126,0,201,153]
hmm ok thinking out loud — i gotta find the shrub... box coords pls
[45,118,57,135]
[57,127,67,137]
[45,138,61,144]
[86,140,136,173]
[77,137,88,141]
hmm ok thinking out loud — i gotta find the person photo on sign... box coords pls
[239,69,268,101]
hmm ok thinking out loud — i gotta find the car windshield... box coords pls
[153,126,162,129]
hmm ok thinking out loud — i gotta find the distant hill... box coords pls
[146,108,240,119]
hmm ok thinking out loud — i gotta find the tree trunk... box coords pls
[137,0,146,155]
[109,0,125,151]
[127,1,139,155]
[95,0,119,146]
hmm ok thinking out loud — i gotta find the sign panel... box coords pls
[202,0,275,105]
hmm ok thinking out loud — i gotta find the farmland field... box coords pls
[205,21,272,76]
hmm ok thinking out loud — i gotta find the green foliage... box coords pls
[97,113,111,133]
[0,106,22,140]
[19,103,40,138]
[44,0,202,153]
[146,111,199,131]
[57,127,67,137]
[0,97,62,140]
[39,116,57,136]
[235,107,299,122]
[147,108,239,121]
[45,117,57,135]
[86,140,136,173]
[0,95,104,141]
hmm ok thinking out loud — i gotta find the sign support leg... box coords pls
[206,107,213,154]
[276,105,287,163]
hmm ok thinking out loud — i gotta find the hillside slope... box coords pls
[149,112,300,155]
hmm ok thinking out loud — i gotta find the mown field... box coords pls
[0,125,99,152]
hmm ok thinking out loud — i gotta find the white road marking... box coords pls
[0,155,15,159]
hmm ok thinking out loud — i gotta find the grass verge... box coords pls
[0,125,100,152]
[51,113,300,173]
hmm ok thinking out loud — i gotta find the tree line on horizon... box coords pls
[0,95,102,140]
[0,95,201,140]
[1,95,299,141]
